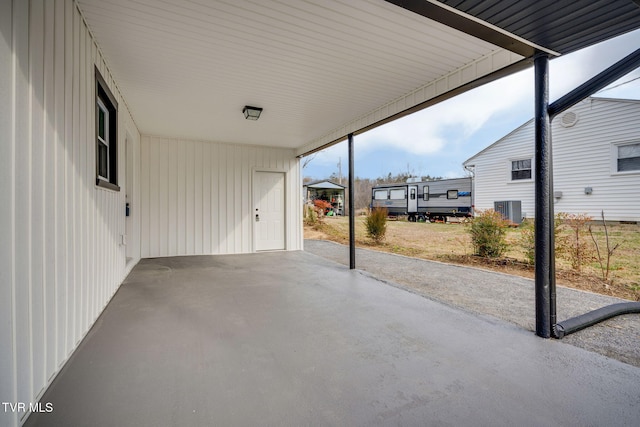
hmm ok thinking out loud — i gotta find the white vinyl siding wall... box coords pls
[0,2,140,426]
[552,99,640,221]
[469,120,536,218]
[465,99,640,221]
[140,136,302,257]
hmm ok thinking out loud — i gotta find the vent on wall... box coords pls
[560,111,579,128]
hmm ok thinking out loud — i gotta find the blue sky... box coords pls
[303,29,640,181]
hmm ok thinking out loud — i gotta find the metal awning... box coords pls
[75,0,640,155]
[434,0,640,55]
[304,181,346,190]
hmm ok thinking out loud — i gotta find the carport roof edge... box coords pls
[75,0,640,154]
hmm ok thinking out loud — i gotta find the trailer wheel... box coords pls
[408,214,417,222]
[428,215,436,223]
[417,214,426,223]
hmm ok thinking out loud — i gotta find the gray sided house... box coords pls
[463,98,640,222]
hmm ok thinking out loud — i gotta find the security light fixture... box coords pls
[243,105,263,120]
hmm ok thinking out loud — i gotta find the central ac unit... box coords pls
[494,200,522,224]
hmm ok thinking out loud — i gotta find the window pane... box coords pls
[618,157,640,172]
[374,190,387,200]
[423,186,429,201]
[98,142,109,179]
[512,159,531,170]
[447,190,458,199]
[389,189,405,200]
[619,143,640,159]
[512,170,532,180]
[98,106,106,140]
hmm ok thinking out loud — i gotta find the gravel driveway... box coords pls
[305,239,640,367]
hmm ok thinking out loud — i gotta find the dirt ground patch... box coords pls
[305,216,640,301]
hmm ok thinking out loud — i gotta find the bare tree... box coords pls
[301,152,318,169]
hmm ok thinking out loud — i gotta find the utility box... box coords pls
[494,200,522,224]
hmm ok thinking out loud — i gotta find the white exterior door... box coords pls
[408,185,418,213]
[254,171,286,251]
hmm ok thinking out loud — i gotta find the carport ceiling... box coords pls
[76,0,640,155]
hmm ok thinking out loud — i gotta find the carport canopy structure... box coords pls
[76,0,640,156]
[76,0,640,337]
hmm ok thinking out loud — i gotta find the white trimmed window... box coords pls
[616,142,640,172]
[511,158,532,181]
[96,98,109,181]
[95,68,120,191]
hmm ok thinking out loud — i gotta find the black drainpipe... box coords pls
[555,303,640,338]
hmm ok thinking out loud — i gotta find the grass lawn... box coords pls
[305,215,640,301]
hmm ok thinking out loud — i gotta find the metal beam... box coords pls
[544,49,640,339]
[534,54,553,338]
[548,48,640,118]
[384,0,558,58]
[348,133,356,270]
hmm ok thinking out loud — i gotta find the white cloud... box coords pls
[549,28,640,99]
[356,69,531,156]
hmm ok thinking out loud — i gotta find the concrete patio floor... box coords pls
[26,251,640,426]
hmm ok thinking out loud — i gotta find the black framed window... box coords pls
[95,68,119,191]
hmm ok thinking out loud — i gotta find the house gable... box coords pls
[465,98,640,221]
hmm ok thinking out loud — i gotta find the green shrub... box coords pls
[518,215,565,265]
[365,207,388,243]
[468,209,509,258]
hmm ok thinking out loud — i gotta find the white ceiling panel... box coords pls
[76,0,524,152]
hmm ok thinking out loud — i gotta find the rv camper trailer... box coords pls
[371,177,473,222]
